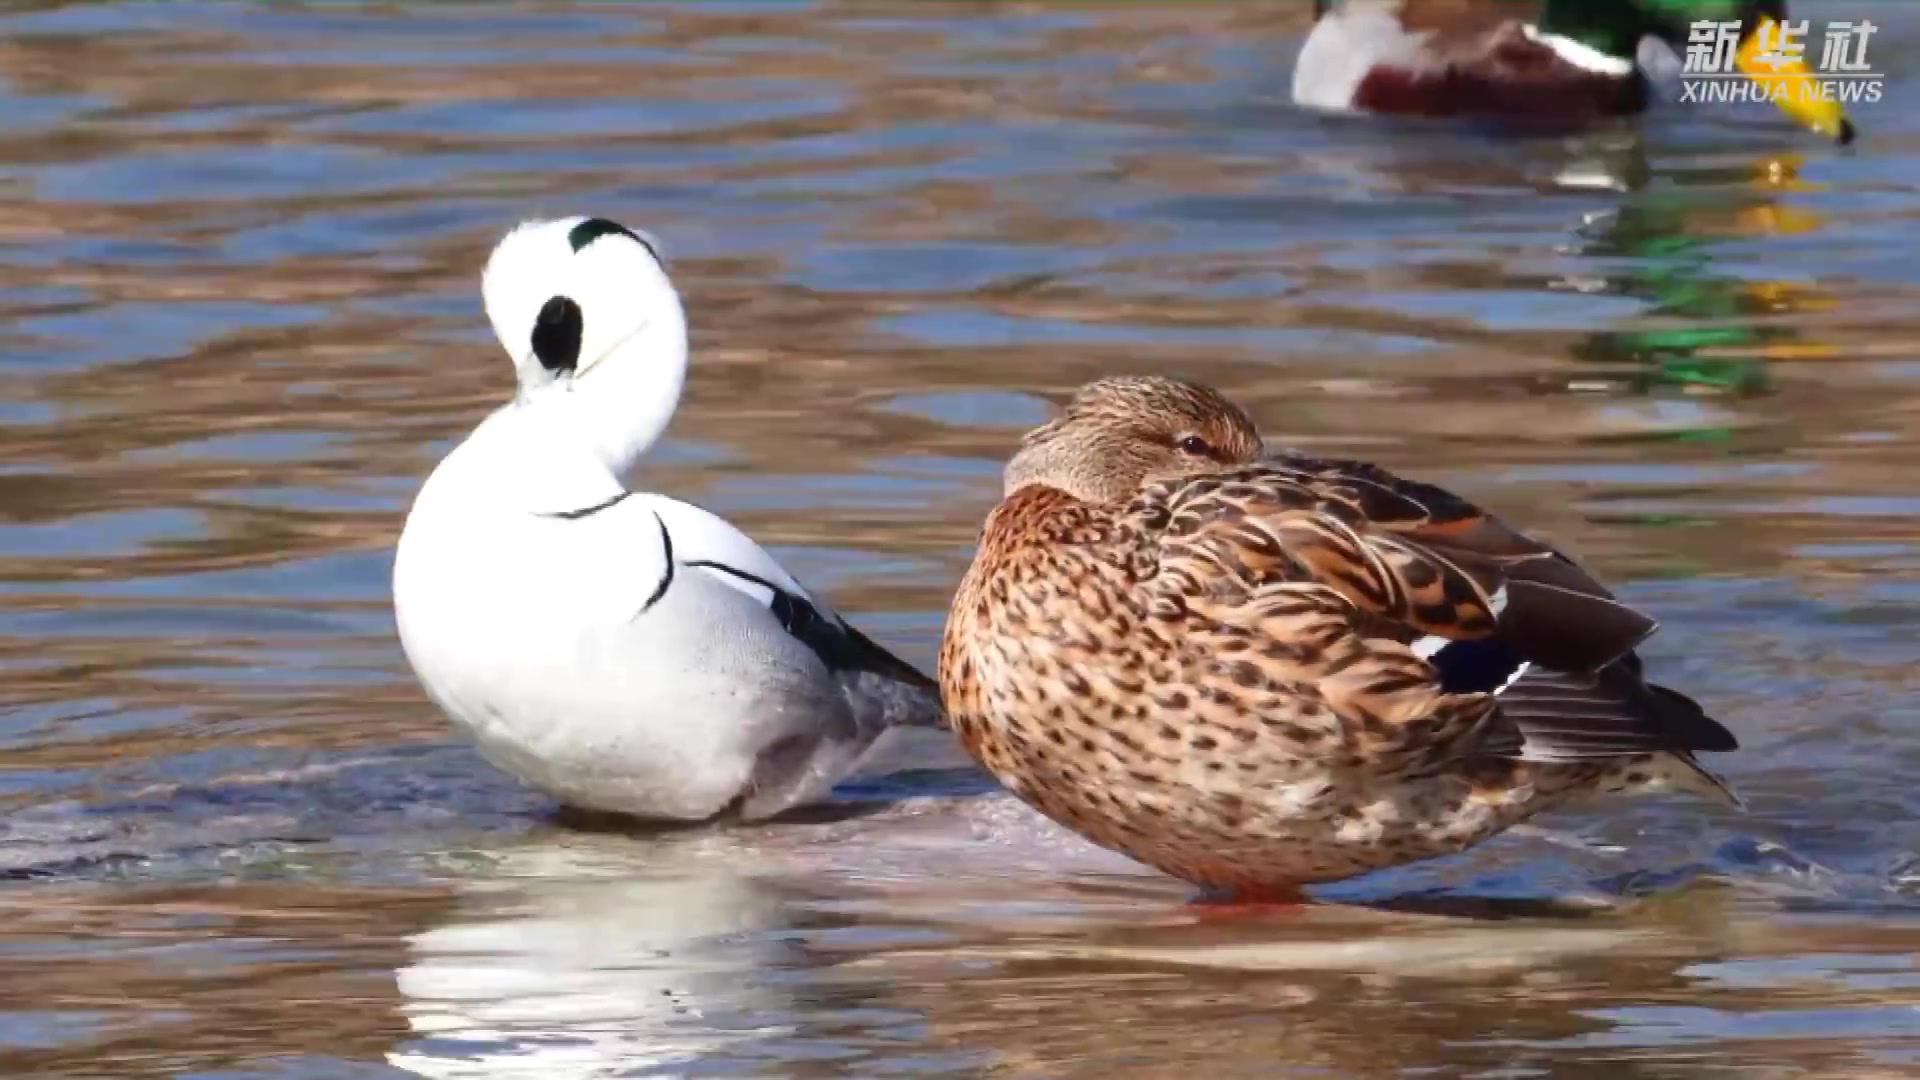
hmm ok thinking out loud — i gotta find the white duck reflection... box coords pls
[386,731,1157,1080]
[387,843,794,1079]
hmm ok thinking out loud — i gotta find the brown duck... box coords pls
[939,375,1738,902]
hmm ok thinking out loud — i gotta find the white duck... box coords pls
[393,216,942,823]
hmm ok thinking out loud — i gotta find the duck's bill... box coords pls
[1735,18,1857,144]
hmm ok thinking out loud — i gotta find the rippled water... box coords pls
[4,2,1920,1076]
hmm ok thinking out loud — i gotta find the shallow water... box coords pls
[3,1,1920,1076]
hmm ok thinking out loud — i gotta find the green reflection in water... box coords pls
[1571,154,1831,398]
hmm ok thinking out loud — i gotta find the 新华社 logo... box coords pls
[1682,17,1883,107]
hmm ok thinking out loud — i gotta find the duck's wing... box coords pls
[1257,450,1656,671]
[1135,455,1734,766]
[641,497,942,720]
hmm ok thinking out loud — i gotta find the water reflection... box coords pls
[386,783,1156,1080]
[1569,151,1837,397]
[380,826,1920,1078]
[390,845,797,1080]
[0,879,445,1077]
[2,0,1919,1076]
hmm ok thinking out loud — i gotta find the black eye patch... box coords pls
[567,217,662,263]
[531,295,583,373]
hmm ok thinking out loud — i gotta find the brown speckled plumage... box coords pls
[940,376,1738,893]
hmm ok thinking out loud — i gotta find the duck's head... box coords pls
[481,216,689,477]
[1542,0,1855,143]
[1004,376,1264,504]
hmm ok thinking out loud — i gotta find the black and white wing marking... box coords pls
[685,559,940,697]
[591,494,942,716]
[1416,631,1734,763]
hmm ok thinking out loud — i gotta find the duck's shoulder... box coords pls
[945,485,1132,665]
[963,484,1133,585]
[1149,450,1538,563]
[1137,451,1663,671]
[1234,450,1492,531]
[981,484,1116,544]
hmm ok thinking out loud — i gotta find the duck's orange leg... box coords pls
[1187,882,1312,916]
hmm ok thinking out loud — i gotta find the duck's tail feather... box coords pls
[834,658,945,731]
[1601,750,1744,810]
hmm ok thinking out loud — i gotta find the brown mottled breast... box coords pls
[938,486,1132,777]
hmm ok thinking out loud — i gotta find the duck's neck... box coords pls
[485,319,688,513]
[541,324,687,480]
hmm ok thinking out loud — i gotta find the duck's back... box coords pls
[1294,0,1645,125]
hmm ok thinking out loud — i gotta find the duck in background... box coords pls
[939,375,1738,903]
[1294,0,1855,144]
[393,216,942,826]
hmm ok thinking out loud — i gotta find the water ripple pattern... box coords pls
[2,2,1919,1077]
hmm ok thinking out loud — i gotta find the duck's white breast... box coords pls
[393,451,847,819]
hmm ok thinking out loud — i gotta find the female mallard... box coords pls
[939,376,1737,901]
[1296,0,1854,144]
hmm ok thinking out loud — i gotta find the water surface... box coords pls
[4,2,1920,1077]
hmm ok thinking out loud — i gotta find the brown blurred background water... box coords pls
[3,2,1920,1077]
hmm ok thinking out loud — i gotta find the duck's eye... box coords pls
[1176,434,1213,457]
[531,295,583,374]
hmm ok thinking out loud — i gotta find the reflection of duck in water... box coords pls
[387,843,798,1080]
[941,376,1739,904]
[874,904,1729,1080]
[383,790,1155,1080]
[1294,0,1854,143]
[393,217,942,826]
[1567,153,1835,394]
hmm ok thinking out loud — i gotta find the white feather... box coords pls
[1412,587,1525,691]
[1521,24,1637,77]
[1495,660,1532,695]
[1292,3,1429,113]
